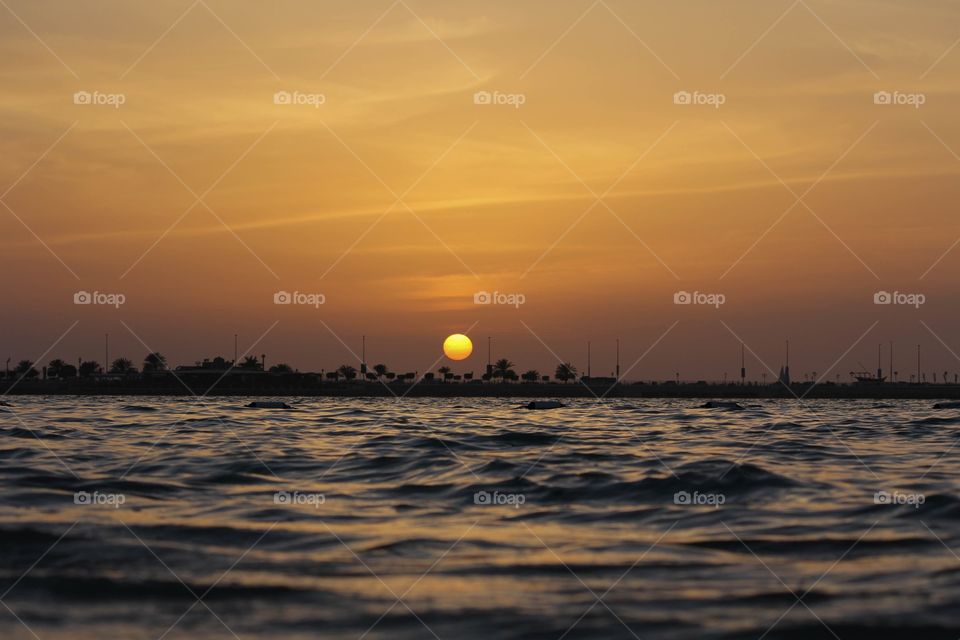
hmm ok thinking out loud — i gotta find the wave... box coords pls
[685,535,932,554]
[893,493,960,520]
[474,430,562,446]
[120,404,159,413]
[0,573,307,601]
[659,459,799,493]
[731,623,960,640]
[455,460,798,506]
[2,426,67,439]
[906,416,960,428]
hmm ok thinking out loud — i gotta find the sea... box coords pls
[1,396,959,639]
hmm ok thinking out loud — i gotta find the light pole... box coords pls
[616,338,620,381]
[486,337,492,379]
[361,335,367,379]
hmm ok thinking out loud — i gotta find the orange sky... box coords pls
[1,0,960,380]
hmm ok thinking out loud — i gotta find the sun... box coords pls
[443,334,473,361]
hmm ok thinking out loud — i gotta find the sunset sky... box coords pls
[2,0,960,380]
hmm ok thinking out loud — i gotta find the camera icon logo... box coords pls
[274,291,292,305]
[73,91,92,105]
[673,291,692,305]
[474,91,492,105]
[874,490,891,505]
[673,91,692,105]
[273,91,292,105]
[473,490,491,505]
[474,291,492,305]
[274,490,292,505]
[873,291,892,305]
[873,91,892,105]
[673,490,691,505]
[74,490,91,505]
[74,290,92,304]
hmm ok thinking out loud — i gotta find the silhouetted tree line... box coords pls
[1,352,582,384]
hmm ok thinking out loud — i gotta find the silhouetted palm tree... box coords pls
[494,358,514,380]
[79,361,101,377]
[14,360,38,379]
[47,359,68,378]
[438,366,452,382]
[269,363,293,373]
[337,364,357,381]
[555,362,577,383]
[110,358,135,374]
[521,369,540,383]
[143,352,167,372]
[373,363,389,379]
[239,355,261,370]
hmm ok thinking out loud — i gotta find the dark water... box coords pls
[1,397,960,639]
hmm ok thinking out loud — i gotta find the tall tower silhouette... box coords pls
[740,343,745,385]
[616,339,620,381]
[778,340,791,385]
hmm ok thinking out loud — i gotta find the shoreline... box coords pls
[3,380,960,400]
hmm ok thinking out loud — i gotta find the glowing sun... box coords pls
[443,334,473,361]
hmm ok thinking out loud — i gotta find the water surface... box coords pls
[1,397,959,639]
